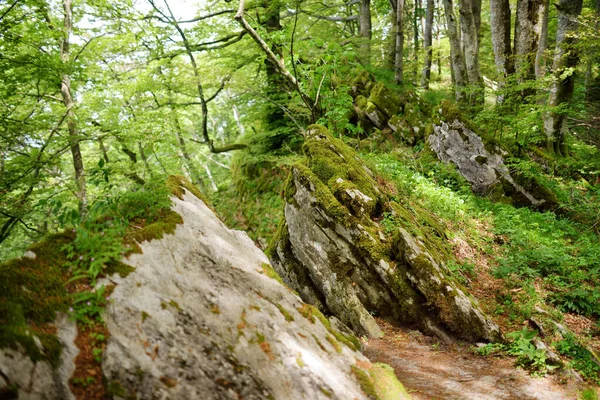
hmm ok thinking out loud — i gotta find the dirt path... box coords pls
[364,319,588,400]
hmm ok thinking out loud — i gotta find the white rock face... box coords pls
[428,119,547,207]
[102,190,373,400]
[0,315,78,400]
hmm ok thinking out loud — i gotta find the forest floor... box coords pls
[364,318,592,400]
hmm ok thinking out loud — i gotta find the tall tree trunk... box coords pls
[460,0,484,107]
[413,0,420,81]
[395,0,406,84]
[443,0,467,102]
[60,0,86,215]
[514,0,547,98]
[490,0,514,102]
[359,0,372,64]
[387,0,398,69]
[421,0,435,88]
[543,0,584,156]
[535,0,549,79]
[584,0,600,100]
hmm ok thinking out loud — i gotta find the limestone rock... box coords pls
[0,315,78,400]
[101,186,398,399]
[429,107,558,210]
[270,124,502,343]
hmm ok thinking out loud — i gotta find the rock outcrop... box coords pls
[428,102,559,210]
[1,178,409,400]
[269,125,502,343]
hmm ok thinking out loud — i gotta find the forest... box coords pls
[1,0,600,398]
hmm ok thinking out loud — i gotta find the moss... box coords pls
[296,353,305,368]
[326,334,342,353]
[312,334,328,352]
[168,300,181,311]
[368,83,403,118]
[351,365,378,399]
[126,210,183,246]
[352,362,411,400]
[260,262,284,285]
[141,311,150,322]
[166,175,211,207]
[297,125,386,227]
[104,260,135,278]
[275,303,295,322]
[297,303,360,351]
[355,95,368,110]
[0,232,73,365]
[107,381,127,398]
[319,387,333,398]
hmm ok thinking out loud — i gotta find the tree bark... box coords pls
[387,0,398,69]
[395,0,406,84]
[535,0,549,79]
[443,0,467,102]
[421,0,435,88]
[490,0,514,77]
[543,0,584,156]
[60,0,87,215]
[490,0,514,103]
[514,0,547,97]
[359,0,372,64]
[413,0,421,81]
[460,0,484,107]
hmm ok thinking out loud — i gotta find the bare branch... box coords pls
[178,9,235,23]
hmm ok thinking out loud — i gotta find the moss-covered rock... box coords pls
[269,125,501,343]
[368,83,403,119]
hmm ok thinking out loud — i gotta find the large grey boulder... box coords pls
[1,178,409,400]
[101,183,405,399]
[269,125,502,344]
[428,103,558,210]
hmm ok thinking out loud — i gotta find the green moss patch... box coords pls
[351,362,411,400]
[0,232,72,365]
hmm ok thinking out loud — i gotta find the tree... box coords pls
[359,0,372,63]
[544,0,584,156]
[443,0,467,102]
[490,0,514,86]
[395,0,406,84]
[459,0,484,107]
[420,0,435,88]
[514,0,548,97]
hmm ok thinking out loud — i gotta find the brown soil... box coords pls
[364,318,590,400]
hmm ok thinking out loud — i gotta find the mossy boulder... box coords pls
[269,125,502,343]
[368,83,403,119]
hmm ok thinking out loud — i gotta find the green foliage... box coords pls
[505,328,554,376]
[554,334,600,384]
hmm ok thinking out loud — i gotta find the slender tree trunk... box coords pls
[543,0,584,156]
[387,0,398,69]
[535,0,549,79]
[171,108,205,190]
[60,0,86,215]
[413,0,420,81]
[395,0,406,84]
[584,0,600,100]
[421,0,435,88]
[359,0,372,64]
[490,0,514,102]
[514,0,547,98]
[460,0,484,107]
[443,0,467,102]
